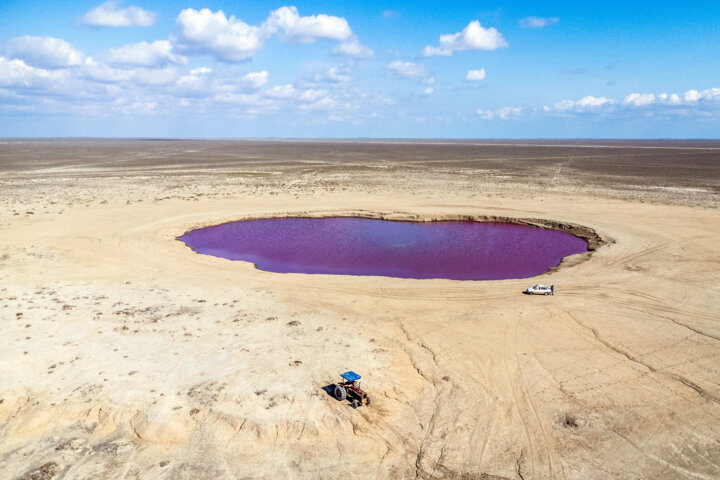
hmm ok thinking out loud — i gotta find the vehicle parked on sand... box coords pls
[333,371,371,408]
[525,284,554,295]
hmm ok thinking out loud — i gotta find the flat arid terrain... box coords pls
[1,139,719,479]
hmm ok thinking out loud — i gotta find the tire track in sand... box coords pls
[502,320,537,479]
[513,314,563,479]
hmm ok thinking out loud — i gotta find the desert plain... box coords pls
[1,139,719,480]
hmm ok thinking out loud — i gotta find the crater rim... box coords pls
[176,212,611,280]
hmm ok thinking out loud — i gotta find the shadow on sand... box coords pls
[322,384,358,408]
[321,384,339,399]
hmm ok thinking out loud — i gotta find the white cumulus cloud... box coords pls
[0,56,68,89]
[189,67,211,76]
[423,21,507,57]
[263,84,297,99]
[83,58,179,86]
[553,95,614,112]
[297,88,332,104]
[698,88,720,101]
[107,40,186,67]
[498,106,522,119]
[332,38,374,58]
[121,101,157,114]
[519,17,559,28]
[628,89,720,106]
[476,106,522,119]
[81,1,156,27]
[240,84,337,111]
[4,36,84,69]
[0,51,378,120]
[684,90,702,102]
[172,8,266,62]
[623,93,655,106]
[466,68,486,81]
[175,68,267,97]
[266,6,352,44]
[387,61,433,82]
[544,88,720,116]
[175,67,214,95]
[657,93,682,105]
[242,71,269,89]
[313,65,353,83]
[172,7,358,62]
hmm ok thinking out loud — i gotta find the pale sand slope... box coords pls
[1,165,720,479]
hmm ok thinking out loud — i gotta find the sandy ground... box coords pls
[1,140,719,479]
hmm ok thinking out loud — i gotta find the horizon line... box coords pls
[2,137,720,141]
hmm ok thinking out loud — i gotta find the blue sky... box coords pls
[1,1,719,138]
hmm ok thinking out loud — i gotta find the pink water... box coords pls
[179,217,587,280]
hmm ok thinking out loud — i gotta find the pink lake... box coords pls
[179,217,587,280]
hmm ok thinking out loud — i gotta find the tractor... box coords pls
[333,371,371,408]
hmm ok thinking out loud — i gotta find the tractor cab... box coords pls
[333,371,371,408]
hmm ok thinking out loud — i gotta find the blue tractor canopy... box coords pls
[341,371,361,382]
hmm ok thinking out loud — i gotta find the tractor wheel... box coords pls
[351,400,359,409]
[366,397,371,406]
[333,385,347,401]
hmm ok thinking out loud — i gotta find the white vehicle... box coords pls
[525,284,554,295]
